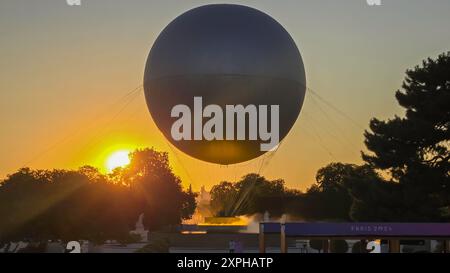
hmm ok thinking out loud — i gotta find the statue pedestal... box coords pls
[130,230,149,242]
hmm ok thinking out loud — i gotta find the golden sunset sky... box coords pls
[1,0,449,190]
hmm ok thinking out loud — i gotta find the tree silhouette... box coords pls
[362,52,450,221]
[112,148,196,230]
[210,174,289,217]
[0,167,138,243]
[0,148,197,243]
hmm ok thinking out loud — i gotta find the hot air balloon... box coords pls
[144,4,306,165]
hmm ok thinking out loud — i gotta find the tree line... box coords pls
[0,149,196,243]
[0,52,448,244]
[210,52,450,222]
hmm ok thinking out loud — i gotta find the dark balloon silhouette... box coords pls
[144,4,306,164]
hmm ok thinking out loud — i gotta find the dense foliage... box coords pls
[0,148,196,243]
[210,52,450,222]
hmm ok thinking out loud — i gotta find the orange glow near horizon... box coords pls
[4,1,449,191]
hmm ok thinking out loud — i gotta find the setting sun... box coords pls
[106,150,131,172]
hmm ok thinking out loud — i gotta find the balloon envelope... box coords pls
[144,4,306,164]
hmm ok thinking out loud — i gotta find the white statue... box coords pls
[130,213,149,242]
[135,213,145,230]
[263,211,270,222]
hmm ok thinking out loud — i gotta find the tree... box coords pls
[316,163,356,191]
[0,167,138,243]
[233,174,287,216]
[288,163,381,221]
[0,147,197,242]
[362,52,450,221]
[309,163,356,220]
[210,181,237,216]
[182,185,198,220]
[116,148,196,230]
[210,174,290,216]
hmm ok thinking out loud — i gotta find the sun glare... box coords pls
[106,150,130,172]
